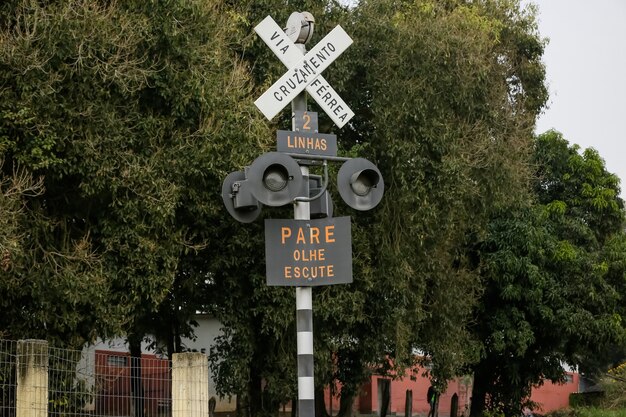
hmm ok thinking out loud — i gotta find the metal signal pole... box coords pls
[293,43,315,417]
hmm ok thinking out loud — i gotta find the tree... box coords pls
[468,130,626,417]
[325,0,547,397]
[206,1,549,416]
[1,1,273,415]
[0,0,271,355]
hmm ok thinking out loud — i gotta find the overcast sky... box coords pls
[525,0,626,198]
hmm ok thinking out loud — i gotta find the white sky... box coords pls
[525,0,626,198]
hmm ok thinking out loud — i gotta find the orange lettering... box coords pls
[325,225,335,243]
[296,227,305,244]
[281,227,291,244]
[310,227,320,244]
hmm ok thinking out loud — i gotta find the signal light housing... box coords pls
[337,158,384,211]
[224,152,384,223]
[248,152,303,207]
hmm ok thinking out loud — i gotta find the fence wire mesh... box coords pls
[0,339,17,417]
[91,351,172,417]
[0,339,186,417]
[48,344,91,416]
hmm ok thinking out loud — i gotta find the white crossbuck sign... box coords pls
[254,16,355,128]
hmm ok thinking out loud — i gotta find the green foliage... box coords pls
[600,363,626,409]
[550,409,626,417]
[336,0,547,387]
[0,107,61,170]
[0,0,270,347]
[0,159,114,345]
[569,393,606,409]
[48,349,94,416]
[468,131,626,417]
[533,130,624,244]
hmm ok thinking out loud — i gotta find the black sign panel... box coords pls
[293,111,318,133]
[276,130,338,157]
[265,217,352,286]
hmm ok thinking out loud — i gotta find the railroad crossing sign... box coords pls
[224,14,384,417]
[254,16,355,128]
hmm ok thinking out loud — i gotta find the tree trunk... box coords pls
[248,371,262,417]
[166,317,175,360]
[165,310,182,360]
[236,393,249,417]
[469,367,488,417]
[335,393,354,417]
[129,336,145,417]
[316,386,330,417]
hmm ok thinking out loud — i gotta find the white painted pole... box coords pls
[293,43,315,417]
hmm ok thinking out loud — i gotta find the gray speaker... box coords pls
[308,175,333,219]
[222,171,262,223]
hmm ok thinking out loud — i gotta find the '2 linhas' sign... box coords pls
[276,129,338,157]
[265,217,352,286]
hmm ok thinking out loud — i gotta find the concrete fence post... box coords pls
[16,339,48,417]
[172,352,209,417]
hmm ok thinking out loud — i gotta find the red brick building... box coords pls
[326,369,579,416]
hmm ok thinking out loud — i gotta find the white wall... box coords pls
[180,314,223,355]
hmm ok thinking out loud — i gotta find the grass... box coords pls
[547,408,626,417]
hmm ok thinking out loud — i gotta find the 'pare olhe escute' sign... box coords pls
[265,217,352,286]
